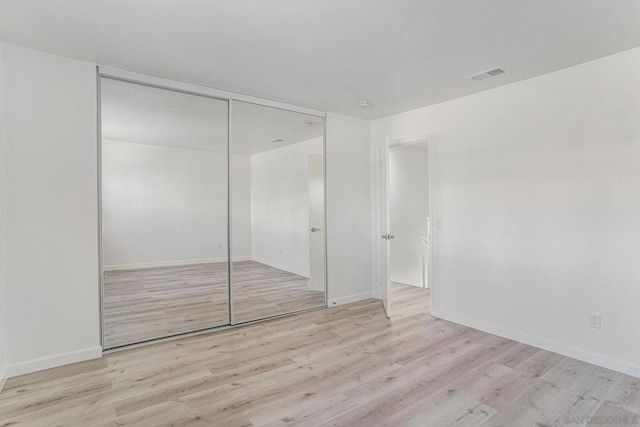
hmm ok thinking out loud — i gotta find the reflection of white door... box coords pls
[379,140,392,318]
[308,154,325,291]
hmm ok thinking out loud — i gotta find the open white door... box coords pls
[379,140,392,318]
[380,135,432,317]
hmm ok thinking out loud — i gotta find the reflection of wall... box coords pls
[250,137,323,277]
[389,144,429,287]
[231,153,252,263]
[102,140,251,269]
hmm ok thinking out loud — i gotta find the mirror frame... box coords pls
[97,67,328,350]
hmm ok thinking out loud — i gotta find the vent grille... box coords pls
[468,67,508,82]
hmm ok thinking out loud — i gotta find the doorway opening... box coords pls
[377,136,431,318]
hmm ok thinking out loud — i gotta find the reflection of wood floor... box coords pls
[104,260,325,348]
[4,290,639,426]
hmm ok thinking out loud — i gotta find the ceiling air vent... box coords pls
[468,67,508,82]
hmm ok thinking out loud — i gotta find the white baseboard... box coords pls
[104,256,252,271]
[251,257,310,278]
[328,291,372,307]
[5,346,103,378]
[431,308,640,379]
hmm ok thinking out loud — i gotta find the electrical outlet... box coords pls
[589,312,601,329]
[217,242,222,249]
[436,219,443,231]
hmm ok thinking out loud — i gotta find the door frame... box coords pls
[374,134,433,318]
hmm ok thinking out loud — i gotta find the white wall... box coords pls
[326,113,373,305]
[250,137,322,277]
[0,43,375,377]
[389,143,429,287]
[0,42,8,381]
[102,140,251,269]
[371,47,640,377]
[2,43,101,377]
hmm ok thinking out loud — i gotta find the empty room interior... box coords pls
[0,1,639,426]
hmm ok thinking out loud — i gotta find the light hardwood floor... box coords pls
[1,286,639,426]
[104,260,326,348]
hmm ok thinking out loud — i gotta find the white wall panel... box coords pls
[2,43,100,376]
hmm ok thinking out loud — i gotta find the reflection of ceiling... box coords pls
[101,78,324,154]
[231,101,323,154]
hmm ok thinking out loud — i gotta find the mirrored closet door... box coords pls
[231,101,326,323]
[99,73,327,349]
[100,78,230,348]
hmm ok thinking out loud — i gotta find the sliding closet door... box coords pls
[230,101,326,323]
[100,78,230,348]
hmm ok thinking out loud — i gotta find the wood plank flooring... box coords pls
[104,261,325,348]
[2,285,639,426]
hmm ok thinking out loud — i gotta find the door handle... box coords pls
[310,227,322,232]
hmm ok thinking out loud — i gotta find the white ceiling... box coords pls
[101,78,323,154]
[2,1,640,119]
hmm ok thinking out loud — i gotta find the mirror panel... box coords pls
[231,101,326,323]
[100,78,230,348]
